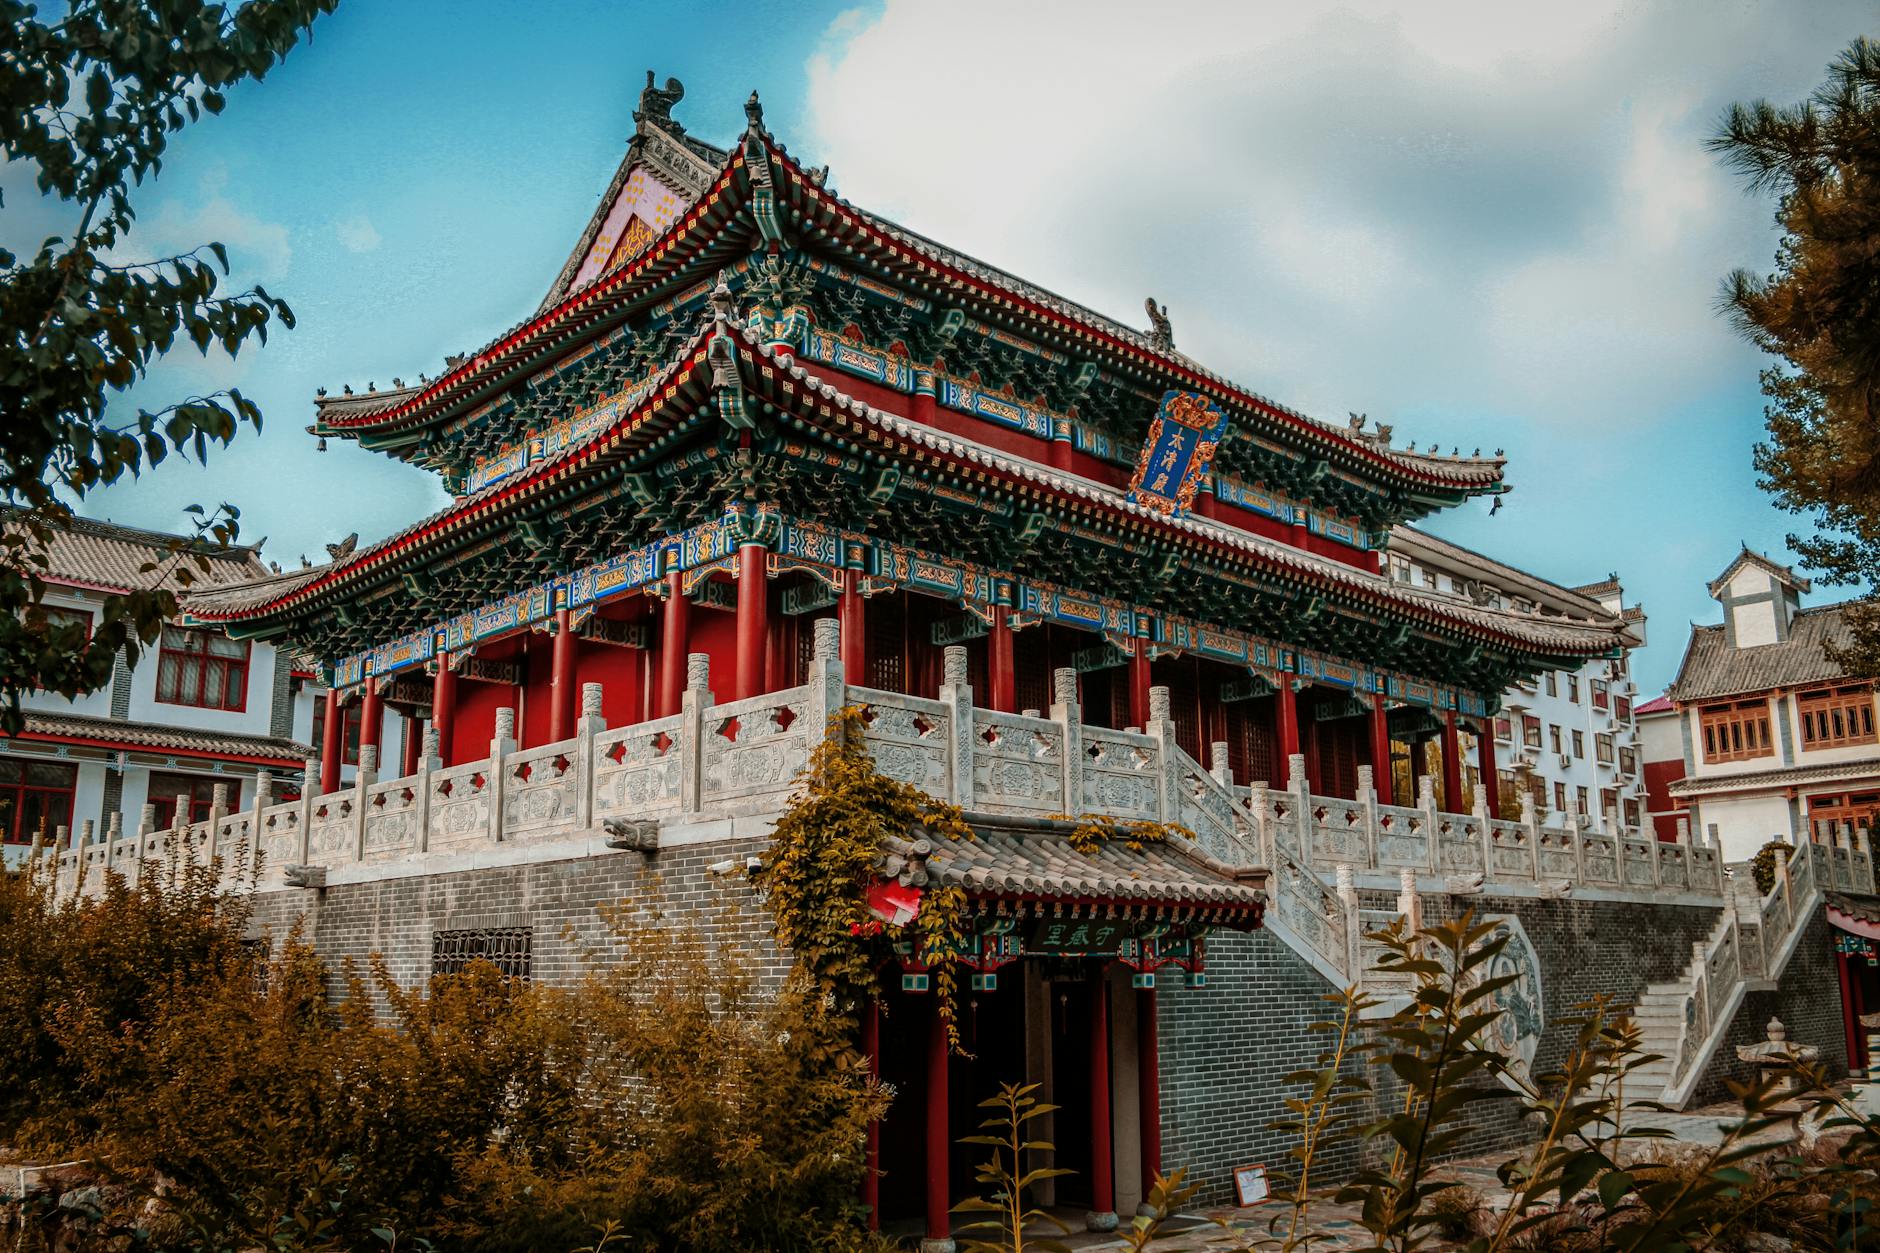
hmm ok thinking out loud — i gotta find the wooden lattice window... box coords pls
[1700,699,1773,764]
[1798,685,1877,749]
[155,626,249,711]
[432,927,532,981]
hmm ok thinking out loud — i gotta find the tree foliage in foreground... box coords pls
[1716,36,1880,676]
[0,0,335,732]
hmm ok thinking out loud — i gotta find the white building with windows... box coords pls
[1664,548,1880,861]
[2,512,317,862]
[1385,527,1647,834]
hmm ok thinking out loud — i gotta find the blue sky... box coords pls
[10,0,1874,696]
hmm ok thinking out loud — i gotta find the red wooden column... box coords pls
[989,608,1017,713]
[1276,681,1301,782]
[736,543,769,701]
[432,653,458,766]
[359,678,383,766]
[657,567,689,718]
[1303,715,1323,794]
[1439,711,1463,813]
[1128,638,1152,729]
[861,997,882,1230]
[319,692,343,793]
[1369,699,1394,804]
[1088,977,1117,1228]
[400,715,422,777]
[924,996,951,1248]
[1476,718,1500,819]
[549,607,577,741]
[839,570,866,682]
[1838,948,1861,1079]
[1137,986,1161,1203]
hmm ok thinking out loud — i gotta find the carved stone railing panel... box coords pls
[969,709,1066,816]
[1535,829,1577,879]
[502,738,584,838]
[1620,838,1657,888]
[1578,831,1618,885]
[257,801,300,878]
[1309,794,1369,871]
[1163,741,1259,867]
[1488,825,1536,878]
[305,795,355,866]
[1436,814,1486,874]
[1374,803,1428,869]
[1273,856,1349,977]
[428,761,495,853]
[1078,726,1161,821]
[1830,844,1855,890]
[363,776,423,862]
[593,716,685,821]
[700,687,813,811]
[1656,842,1691,891]
[850,687,951,798]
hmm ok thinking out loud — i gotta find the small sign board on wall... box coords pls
[1233,1163,1270,1207]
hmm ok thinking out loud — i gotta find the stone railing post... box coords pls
[206,782,228,867]
[1521,789,1543,885]
[939,645,974,808]
[1397,865,1423,932]
[352,746,377,860]
[1357,764,1380,869]
[575,682,605,830]
[1336,864,1362,980]
[1690,940,1711,1039]
[1051,668,1084,816]
[1209,741,1232,789]
[679,654,712,816]
[1287,751,1312,864]
[416,727,441,853]
[1247,781,1273,866]
[137,801,156,867]
[488,711,515,843]
[247,771,271,883]
[103,810,122,874]
[297,756,318,865]
[804,617,846,757]
[1419,775,1441,875]
[1859,828,1876,894]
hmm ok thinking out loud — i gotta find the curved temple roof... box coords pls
[309,106,1503,502]
[190,318,1622,666]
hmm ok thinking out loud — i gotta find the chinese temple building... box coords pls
[127,77,1860,1244]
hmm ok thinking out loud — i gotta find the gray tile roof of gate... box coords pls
[18,710,312,763]
[1667,602,1861,703]
[0,508,272,594]
[884,822,1267,921]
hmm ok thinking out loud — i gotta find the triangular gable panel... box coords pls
[568,164,689,292]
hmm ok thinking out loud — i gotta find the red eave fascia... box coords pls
[765,137,1490,494]
[195,344,713,622]
[768,356,1598,661]
[320,154,748,436]
[16,730,297,770]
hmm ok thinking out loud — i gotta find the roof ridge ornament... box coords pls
[744,89,767,137]
[634,71,684,130]
[1144,297,1174,349]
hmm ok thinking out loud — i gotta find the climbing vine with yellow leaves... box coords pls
[1053,813,1197,856]
[751,706,976,1055]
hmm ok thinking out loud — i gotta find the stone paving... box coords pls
[1044,1098,1830,1250]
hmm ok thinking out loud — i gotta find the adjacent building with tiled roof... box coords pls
[1,513,339,862]
[1660,550,1879,860]
[1383,526,1646,836]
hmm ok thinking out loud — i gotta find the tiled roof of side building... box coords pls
[1633,694,1675,715]
[1665,602,1859,704]
[1,508,272,595]
[19,710,312,765]
[1667,757,1880,798]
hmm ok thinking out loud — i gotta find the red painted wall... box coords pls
[449,677,510,768]
[575,637,647,730]
[1644,758,1687,842]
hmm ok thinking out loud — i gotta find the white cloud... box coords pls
[127,165,293,283]
[335,212,382,254]
[801,0,1854,436]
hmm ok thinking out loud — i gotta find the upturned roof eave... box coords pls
[307,124,1503,498]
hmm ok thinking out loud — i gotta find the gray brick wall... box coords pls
[1157,891,1726,1203]
[245,837,787,1003]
